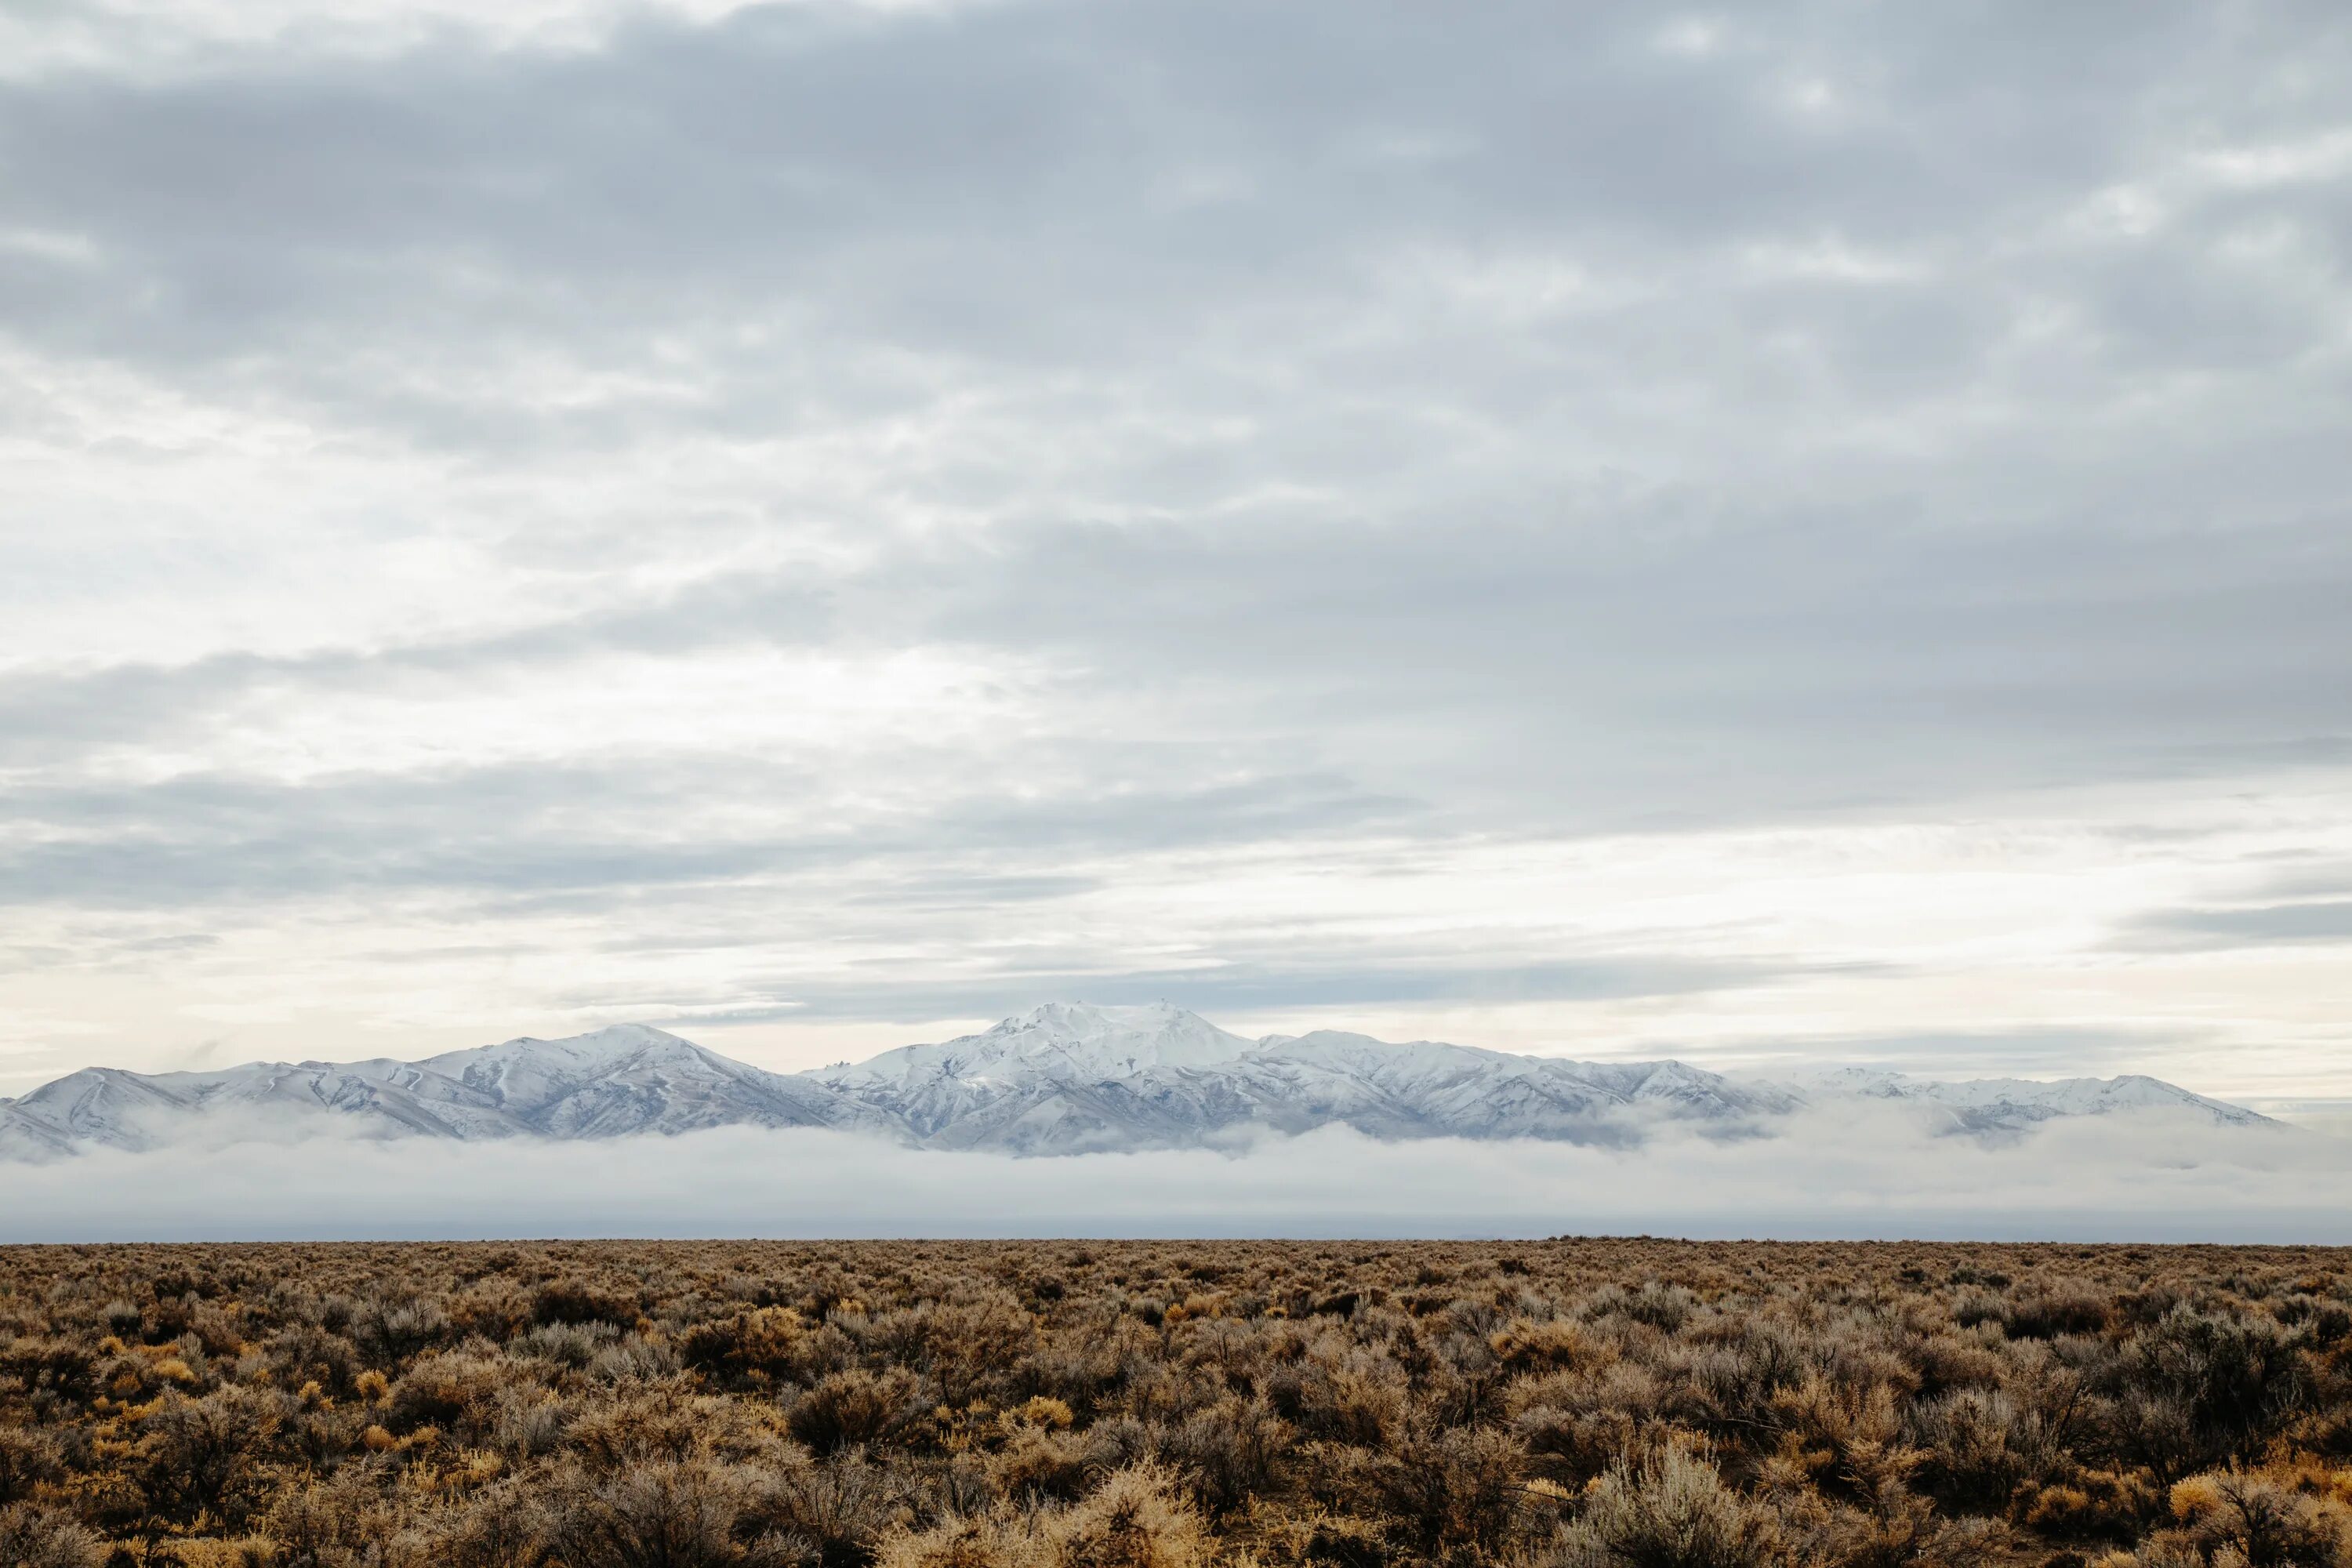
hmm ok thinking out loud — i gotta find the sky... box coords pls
[3,0,2350,1106]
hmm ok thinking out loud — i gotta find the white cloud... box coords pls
[4,1109,2346,1243]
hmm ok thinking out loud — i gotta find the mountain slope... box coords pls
[0,1025,903,1154]
[0,1002,2275,1158]
[1760,1065,2269,1136]
[799,1005,1805,1152]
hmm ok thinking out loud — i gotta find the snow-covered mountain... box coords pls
[0,1024,902,1158]
[0,1002,2276,1160]
[805,1011,1802,1152]
[1752,1065,2269,1136]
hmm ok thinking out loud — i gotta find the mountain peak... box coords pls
[1755,1065,2270,1129]
[2,1007,2279,1161]
[498,1022,693,1055]
[819,1000,1255,1088]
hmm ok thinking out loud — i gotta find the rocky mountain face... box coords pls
[0,1002,2273,1159]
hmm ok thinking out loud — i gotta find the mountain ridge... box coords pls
[0,1001,2273,1160]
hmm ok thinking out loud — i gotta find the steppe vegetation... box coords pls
[0,1240,2347,1566]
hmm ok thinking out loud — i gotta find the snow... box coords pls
[0,1004,2276,1160]
[1755,1065,2267,1128]
[816,1001,1258,1087]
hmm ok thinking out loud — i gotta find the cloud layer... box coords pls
[2,1,2349,1100]
[5,1107,2347,1243]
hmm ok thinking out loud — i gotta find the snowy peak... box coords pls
[419,1024,711,1112]
[0,1024,898,1154]
[2,1004,2279,1160]
[1762,1066,2270,1132]
[818,1001,1256,1087]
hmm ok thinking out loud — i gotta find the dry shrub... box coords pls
[151,1539,280,1568]
[1052,1464,1214,1568]
[385,1349,516,1439]
[1231,1499,1388,1568]
[382,1482,550,1568]
[684,1306,814,1386]
[0,1503,106,1568]
[748,1451,906,1568]
[2160,1465,2352,1566]
[2002,1287,2113,1341]
[1906,1385,2044,1508]
[139,1385,282,1529]
[1154,1396,1290,1517]
[568,1386,734,1469]
[355,1297,451,1366]
[1493,1317,1600,1374]
[0,1238,2345,1568]
[539,1457,764,1568]
[880,1463,1208,1568]
[1548,1443,1780,1568]
[0,1425,63,1504]
[789,1368,926,1455]
[988,1424,1102,1503]
[2015,1470,2156,1543]
[2121,1305,2310,1474]
[1263,1354,1407,1448]
[533,1278,642,1330]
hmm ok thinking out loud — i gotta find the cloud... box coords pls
[2,1108,2346,1243]
[644,956,1809,1029]
[3,0,2351,1095]
[1652,1025,2198,1079]
[2121,900,2352,952]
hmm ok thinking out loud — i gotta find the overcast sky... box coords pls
[3,0,2349,1101]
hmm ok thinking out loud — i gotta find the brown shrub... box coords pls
[789,1368,926,1455]
[0,1503,106,1568]
[682,1306,814,1386]
[879,1463,1209,1568]
[2163,1465,2352,1566]
[0,1424,63,1504]
[0,1237,2343,1568]
[1548,1443,1780,1568]
[533,1278,643,1330]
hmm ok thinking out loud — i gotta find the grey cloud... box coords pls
[2123,900,2352,952]
[111,933,219,953]
[834,873,1102,910]
[2239,858,2352,902]
[0,760,1421,909]
[16,488,2351,850]
[899,510,2352,830]
[2,0,2347,827]
[0,579,839,767]
[1648,1026,2205,1079]
[3,0,2344,436]
[637,955,1813,1030]
[3,0,2351,1076]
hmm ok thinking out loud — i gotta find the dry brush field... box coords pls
[0,1238,2348,1567]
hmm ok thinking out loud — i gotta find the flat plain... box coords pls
[1,1239,2348,1567]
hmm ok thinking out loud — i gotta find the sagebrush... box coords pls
[0,1238,2347,1566]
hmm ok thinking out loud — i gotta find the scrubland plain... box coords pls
[0,1239,2347,1567]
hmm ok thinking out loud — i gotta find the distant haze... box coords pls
[2,2,2350,1105]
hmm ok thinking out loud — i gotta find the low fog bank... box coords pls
[3,1105,2346,1243]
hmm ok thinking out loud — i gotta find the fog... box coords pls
[6,1105,2345,1243]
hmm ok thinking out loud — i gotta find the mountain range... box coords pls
[0,1000,2270,1160]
